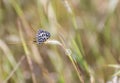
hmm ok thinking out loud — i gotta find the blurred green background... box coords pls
[0,0,120,83]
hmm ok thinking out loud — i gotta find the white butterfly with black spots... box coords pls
[35,29,51,44]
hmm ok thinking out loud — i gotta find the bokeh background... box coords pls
[0,0,120,83]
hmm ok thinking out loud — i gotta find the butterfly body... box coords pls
[35,29,50,44]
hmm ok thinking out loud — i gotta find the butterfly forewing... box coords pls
[36,29,50,44]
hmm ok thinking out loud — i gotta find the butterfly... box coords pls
[34,29,51,44]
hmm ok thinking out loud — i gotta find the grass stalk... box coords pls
[45,39,84,83]
[18,20,37,83]
[3,56,25,83]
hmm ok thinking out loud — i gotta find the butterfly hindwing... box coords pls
[36,29,50,44]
